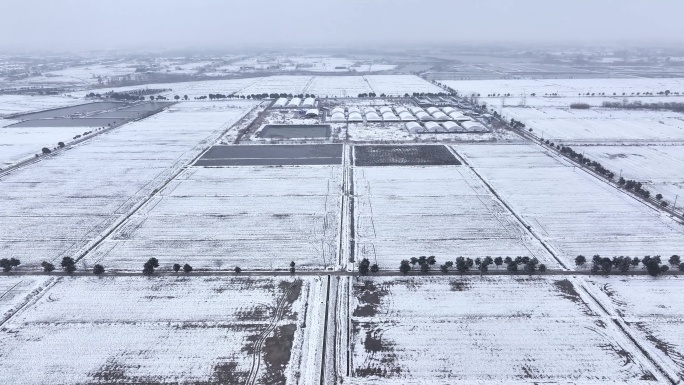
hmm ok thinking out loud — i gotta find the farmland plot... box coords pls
[364,75,442,95]
[238,76,314,95]
[0,276,53,324]
[0,276,324,385]
[503,107,684,142]
[577,145,684,201]
[0,126,96,166]
[454,143,684,266]
[74,77,261,99]
[86,165,342,271]
[347,276,662,384]
[586,276,684,382]
[305,76,372,96]
[0,94,83,117]
[353,165,558,268]
[0,101,257,267]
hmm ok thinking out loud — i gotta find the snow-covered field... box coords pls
[0,94,83,117]
[586,275,684,381]
[364,75,442,95]
[0,276,52,324]
[578,145,684,202]
[442,78,684,98]
[455,143,684,266]
[348,276,664,384]
[0,126,95,166]
[85,165,342,271]
[0,276,323,385]
[305,76,372,97]
[503,107,684,143]
[73,77,260,99]
[354,165,558,268]
[0,101,257,267]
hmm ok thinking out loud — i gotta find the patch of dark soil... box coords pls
[554,279,581,303]
[640,371,658,381]
[209,361,250,385]
[353,281,390,317]
[88,358,131,383]
[260,324,297,385]
[281,279,303,304]
[449,280,470,291]
[595,319,607,329]
[636,322,684,365]
[354,145,460,166]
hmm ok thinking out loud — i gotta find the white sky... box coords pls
[1,0,683,52]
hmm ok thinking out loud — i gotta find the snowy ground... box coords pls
[347,276,666,384]
[0,276,323,385]
[502,107,684,143]
[85,165,342,271]
[577,145,684,204]
[454,143,684,266]
[353,165,558,268]
[0,94,83,117]
[0,101,258,267]
[0,276,52,324]
[0,125,95,166]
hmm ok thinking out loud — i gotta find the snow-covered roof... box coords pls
[441,121,460,131]
[348,107,361,114]
[409,106,425,114]
[406,122,425,133]
[365,112,382,121]
[273,97,288,107]
[424,121,443,132]
[449,111,471,121]
[426,107,440,115]
[415,111,433,121]
[460,121,487,132]
[287,98,301,107]
[305,109,319,117]
[363,107,377,115]
[431,111,450,121]
[382,112,399,121]
[330,112,346,122]
[379,106,393,115]
[399,111,416,121]
[442,107,456,114]
[331,107,345,115]
[394,107,408,114]
[301,97,316,107]
[348,112,363,122]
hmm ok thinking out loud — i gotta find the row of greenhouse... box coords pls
[405,120,488,134]
[328,105,472,123]
[273,97,317,108]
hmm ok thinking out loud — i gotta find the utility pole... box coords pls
[674,195,678,210]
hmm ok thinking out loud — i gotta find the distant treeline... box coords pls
[603,100,684,112]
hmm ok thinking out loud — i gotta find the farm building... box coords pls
[399,111,416,121]
[287,98,302,107]
[409,106,425,114]
[431,111,450,121]
[415,111,433,121]
[424,121,444,132]
[273,97,288,107]
[405,121,425,133]
[382,112,400,121]
[442,106,456,114]
[348,107,361,114]
[394,106,408,114]
[379,106,393,115]
[305,109,319,118]
[441,121,460,132]
[301,97,316,108]
[365,112,382,122]
[348,112,363,122]
[449,111,471,122]
[426,106,441,115]
[460,120,488,132]
[331,107,345,115]
[330,112,346,122]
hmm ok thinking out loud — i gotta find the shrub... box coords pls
[183,264,193,273]
[61,257,76,273]
[41,147,52,154]
[570,103,591,109]
[575,255,586,266]
[370,264,379,273]
[669,255,681,266]
[234,266,242,274]
[400,260,411,274]
[173,263,181,273]
[93,264,105,275]
[58,142,65,148]
[41,261,55,273]
[358,258,370,275]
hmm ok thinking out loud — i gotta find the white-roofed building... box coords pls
[395,106,408,114]
[406,122,425,133]
[348,107,361,114]
[424,121,443,132]
[449,111,471,122]
[287,98,302,107]
[399,111,416,121]
[382,112,399,121]
[409,106,425,114]
[330,112,346,122]
[305,109,319,118]
[365,112,382,122]
[442,107,456,114]
[273,97,288,107]
[431,111,450,121]
[426,107,440,115]
[348,112,363,122]
[415,111,433,121]
[331,107,345,115]
[441,121,460,132]
[460,121,488,132]
[301,97,316,108]
[379,106,393,115]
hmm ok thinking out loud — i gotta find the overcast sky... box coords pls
[1,0,683,52]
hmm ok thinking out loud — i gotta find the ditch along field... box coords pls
[84,165,342,271]
[0,276,325,385]
[352,146,559,270]
[345,275,670,384]
[0,101,259,268]
[454,143,684,268]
